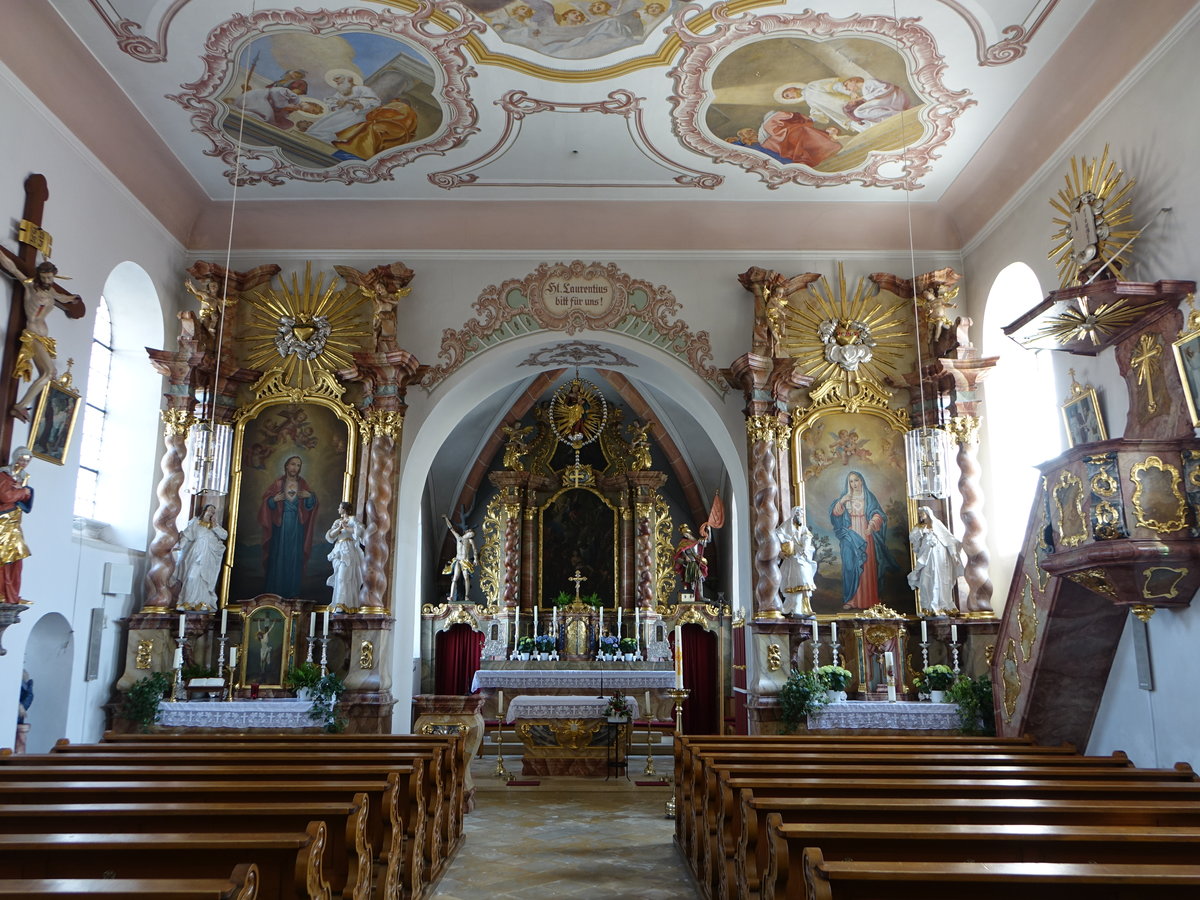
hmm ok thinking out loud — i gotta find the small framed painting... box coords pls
[240,604,292,688]
[1172,315,1200,426]
[1061,375,1107,448]
[28,379,81,465]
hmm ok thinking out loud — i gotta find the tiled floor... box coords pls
[430,754,699,899]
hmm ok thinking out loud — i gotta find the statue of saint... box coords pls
[907,505,963,616]
[0,447,33,604]
[774,505,817,615]
[443,515,477,602]
[673,524,710,598]
[326,502,366,612]
[174,503,228,611]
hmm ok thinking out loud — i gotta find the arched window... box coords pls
[73,296,111,519]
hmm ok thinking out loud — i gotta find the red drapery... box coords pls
[675,624,719,734]
[435,623,484,695]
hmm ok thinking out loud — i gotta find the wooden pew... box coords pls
[762,816,1200,900]
[797,847,1200,900]
[736,791,1200,900]
[0,862,260,898]
[0,798,371,900]
[0,825,327,900]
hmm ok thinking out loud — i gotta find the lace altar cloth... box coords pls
[157,699,316,730]
[471,668,676,692]
[808,700,959,731]
[505,694,640,723]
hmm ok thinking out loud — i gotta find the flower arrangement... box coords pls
[922,664,955,691]
[603,690,632,720]
[618,637,637,654]
[285,662,323,692]
[534,634,556,653]
[517,636,536,654]
[599,635,620,654]
[815,665,853,691]
[581,593,604,608]
[778,669,829,733]
[551,591,574,608]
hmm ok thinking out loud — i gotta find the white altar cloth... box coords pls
[505,694,640,723]
[472,669,676,692]
[157,699,316,730]
[808,700,959,731]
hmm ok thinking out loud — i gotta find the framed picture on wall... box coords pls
[1172,316,1200,426]
[240,604,291,688]
[1061,376,1107,448]
[28,379,81,465]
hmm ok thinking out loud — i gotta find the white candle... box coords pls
[552,606,558,638]
[884,650,896,702]
[535,605,540,636]
[310,612,316,634]
[323,610,330,635]
[229,647,238,668]
[599,605,604,636]
[178,613,186,638]
[220,608,228,636]
[173,648,183,669]
[634,607,640,648]
[951,623,958,643]
[674,625,684,689]
[645,690,652,723]
[920,618,928,643]
[812,620,819,643]
[830,620,838,645]
[617,606,623,638]
[513,608,520,651]
[497,689,504,722]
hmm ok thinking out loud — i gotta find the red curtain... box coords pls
[677,624,719,734]
[435,624,484,695]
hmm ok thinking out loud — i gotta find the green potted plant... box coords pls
[618,636,638,659]
[534,634,556,658]
[922,664,955,702]
[599,634,620,659]
[517,636,535,660]
[552,590,574,608]
[307,672,347,733]
[815,664,854,701]
[581,593,603,608]
[603,690,632,722]
[946,673,996,735]
[122,671,171,732]
[285,661,324,700]
[777,668,829,733]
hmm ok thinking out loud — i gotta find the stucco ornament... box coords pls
[275,315,331,361]
[818,318,876,371]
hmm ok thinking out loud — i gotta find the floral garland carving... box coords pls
[422,261,724,394]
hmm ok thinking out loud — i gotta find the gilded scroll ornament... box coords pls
[478,496,504,606]
[1089,469,1118,497]
[945,414,981,446]
[135,639,153,669]
[421,603,450,616]
[537,719,602,751]
[678,607,707,626]
[1142,567,1188,601]
[745,415,784,445]
[1092,500,1123,540]
[766,643,782,672]
[364,409,404,441]
[1131,604,1156,622]
[1001,639,1020,723]
[160,408,193,438]
[654,495,676,602]
[1065,568,1118,601]
[1017,577,1039,663]
[859,603,904,619]
[359,640,375,670]
[1052,471,1088,548]
[421,722,468,735]
[1130,456,1187,533]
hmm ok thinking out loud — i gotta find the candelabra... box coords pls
[318,635,330,677]
[216,631,231,701]
[918,639,930,671]
[950,639,961,676]
[170,635,188,702]
[306,631,316,664]
[830,634,842,668]
[642,708,659,779]
[664,687,689,818]
[493,698,512,782]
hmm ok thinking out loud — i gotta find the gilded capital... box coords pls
[746,414,787,446]
[946,414,981,446]
[365,409,404,440]
[161,408,194,438]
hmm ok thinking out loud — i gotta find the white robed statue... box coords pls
[907,506,963,616]
[775,505,817,615]
[175,504,227,611]
[326,502,366,612]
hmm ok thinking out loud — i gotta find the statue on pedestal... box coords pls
[443,515,477,602]
[774,505,816,615]
[174,503,227,611]
[907,505,963,616]
[0,446,33,604]
[326,502,366,612]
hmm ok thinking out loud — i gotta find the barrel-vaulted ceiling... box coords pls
[20,1,1191,249]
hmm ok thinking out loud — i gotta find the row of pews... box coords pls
[0,729,470,899]
[674,733,1200,900]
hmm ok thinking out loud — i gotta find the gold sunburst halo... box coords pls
[1049,146,1137,288]
[1026,296,1156,348]
[781,262,912,387]
[241,263,371,390]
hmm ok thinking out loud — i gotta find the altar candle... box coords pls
[951,623,958,643]
[229,647,238,668]
[323,610,330,635]
[513,608,520,649]
[535,605,540,636]
[310,612,316,635]
[220,607,228,636]
[173,647,183,669]
[634,607,640,648]
[830,620,837,645]
[674,625,684,689]
[599,605,604,636]
[617,605,622,638]
[920,618,928,643]
[645,690,652,723]
[884,650,896,702]
[497,690,505,721]
[177,613,186,638]
[552,606,558,638]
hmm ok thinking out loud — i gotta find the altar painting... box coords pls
[799,411,914,616]
[705,36,924,173]
[218,30,442,168]
[240,604,292,688]
[228,402,353,602]
[539,487,617,607]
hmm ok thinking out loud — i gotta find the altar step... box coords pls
[476,724,671,756]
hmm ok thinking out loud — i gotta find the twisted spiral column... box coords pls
[142,411,189,611]
[502,507,520,608]
[949,415,993,613]
[364,431,396,612]
[748,416,782,618]
[635,506,654,609]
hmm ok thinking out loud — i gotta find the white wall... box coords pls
[0,60,184,747]
[963,14,1200,768]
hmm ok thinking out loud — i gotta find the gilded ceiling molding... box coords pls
[670,8,974,190]
[166,4,481,186]
[936,0,1062,66]
[428,90,721,191]
[422,261,725,395]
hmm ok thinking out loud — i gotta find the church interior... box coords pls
[2,0,1200,896]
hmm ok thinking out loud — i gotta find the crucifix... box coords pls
[1129,333,1162,415]
[568,568,587,603]
[0,175,86,458]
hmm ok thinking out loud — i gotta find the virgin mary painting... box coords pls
[829,470,898,609]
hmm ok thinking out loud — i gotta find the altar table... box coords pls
[472,668,676,692]
[156,699,316,731]
[807,700,960,733]
[505,694,641,776]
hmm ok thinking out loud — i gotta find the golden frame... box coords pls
[1172,309,1200,426]
[238,603,293,689]
[27,378,81,465]
[1129,455,1187,534]
[1061,384,1107,448]
[220,395,360,607]
[537,484,619,608]
[1052,470,1089,548]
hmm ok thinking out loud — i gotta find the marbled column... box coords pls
[363,417,399,613]
[747,415,783,618]
[948,414,993,613]
[142,406,191,611]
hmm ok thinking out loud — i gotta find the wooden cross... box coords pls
[568,568,586,603]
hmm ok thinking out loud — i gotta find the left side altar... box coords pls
[113,260,423,732]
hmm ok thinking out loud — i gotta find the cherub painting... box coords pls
[471,0,678,60]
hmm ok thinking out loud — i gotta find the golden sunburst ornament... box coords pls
[241,263,371,390]
[781,262,911,387]
[1049,146,1136,288]
[1026,295,1150,347]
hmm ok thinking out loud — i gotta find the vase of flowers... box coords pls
[922,664,955,701]
[618,637,637,660]
[816,664,853,702]
[599,635,619,660]
[517,636,535,661]
[534,635,555,659]
[604,690,632,722]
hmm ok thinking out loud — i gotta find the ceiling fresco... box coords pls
[49,0,1094,200]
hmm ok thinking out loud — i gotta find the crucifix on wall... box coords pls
[0,174,86,459]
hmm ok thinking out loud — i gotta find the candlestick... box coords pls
[178,613,186,638]
[830,620,837,644]
[674,625,684,689]
[310,611,316,635]
[634,607,640,651]
[220,607,228,636]
[920,618,927,643]
[643,688,658,778]
[617,605,622,638]
[664,687,690,818]
[552,606,558,639]
[951,623,958,643]
[173,647,183,668]
[494,690,511,781]
[323,610,330,636]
